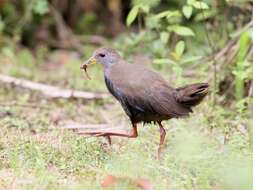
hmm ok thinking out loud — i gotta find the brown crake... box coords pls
[81,47,208,157]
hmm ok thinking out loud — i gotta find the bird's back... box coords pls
[104,61,196,123]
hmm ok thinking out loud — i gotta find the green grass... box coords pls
[0,49,253,190]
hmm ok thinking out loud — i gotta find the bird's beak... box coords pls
[80,57,97,70]
[80,57,97,80]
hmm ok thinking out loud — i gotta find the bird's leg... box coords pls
[78,123,138,138]
[157,121,166,159]
[105,136,112,145]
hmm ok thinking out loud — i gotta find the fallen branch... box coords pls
[62,121,127,135]
[0,74,109,100]
[207,40,238,82]
[49,4,84,52]
[0,101,51,109]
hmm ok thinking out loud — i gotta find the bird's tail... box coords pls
[175,83,209,107]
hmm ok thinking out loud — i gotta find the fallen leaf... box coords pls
[101,174,117,188]
[135,178,153,190]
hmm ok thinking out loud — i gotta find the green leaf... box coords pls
[139,4,150,13]
[194,10,217,21]
[237,31,250,63]
[160,32,169,44]
[166,11,181,19]
[126,5,139,26]
[33,0,49,15]
[155,10,180,19]
[146,16,160,29]
[182,5,192,19]
[153,59,177,65]
[187,0,196,4]
[181,55,202,64]
[172,65,183,77]
[232,70,248,80]
[167,25,195,36]
[191,1,209,9]
[233,31,251,100]
[155,11,172,19]
[175,41,185,57]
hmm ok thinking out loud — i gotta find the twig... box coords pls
[62,121,127,135]
[49,4,84,52]
[246,44,253,60]
[214,40,236,61]
[206,29,253,82]
[0,74,109,100]
[49,5,108,50]
[207,41,238,82]
[230,18,253,39]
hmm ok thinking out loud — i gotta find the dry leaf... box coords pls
[101,174,117,188]
[135,178,153,190]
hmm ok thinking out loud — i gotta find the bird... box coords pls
[80,47,208,157]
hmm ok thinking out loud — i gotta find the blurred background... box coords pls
[0,0,253,190]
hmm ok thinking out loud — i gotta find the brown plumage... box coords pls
[81,47,208,157]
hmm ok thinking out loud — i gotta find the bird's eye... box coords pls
[98,53,105,57]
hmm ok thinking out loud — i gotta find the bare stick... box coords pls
[0,74,109,100]
[62,121,128,135]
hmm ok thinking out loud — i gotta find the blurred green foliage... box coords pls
[0,0,251,105]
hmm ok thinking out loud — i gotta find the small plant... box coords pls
[232,29,253,100]
[124,0,210,82]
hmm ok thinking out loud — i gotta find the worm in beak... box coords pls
[80,58,97,80]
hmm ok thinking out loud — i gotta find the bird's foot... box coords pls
[156,145,163,160]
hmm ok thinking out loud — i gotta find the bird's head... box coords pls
[81,47,120,71]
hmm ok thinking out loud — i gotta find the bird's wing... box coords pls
[108,63,191,118]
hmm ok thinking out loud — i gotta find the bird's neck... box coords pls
[104,65,112,77]
[103,61,118,77]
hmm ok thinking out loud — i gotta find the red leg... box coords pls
[157,121,166,159]
[78,123,138,138]
[105,136,112,145]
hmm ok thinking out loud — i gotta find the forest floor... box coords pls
[0,47,253,190]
